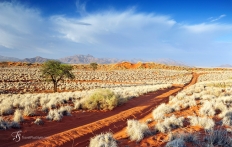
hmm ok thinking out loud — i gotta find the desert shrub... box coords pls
[10,121,21,129]
[181,133,199,145]
[200,94,216,100]
[34,118,44,125]
[23,106,36,116]
[153,112,166,121]
[203,128,232,146]
[74,101,81,110]
[188,116,215,130]
[46,109,63,121]
[89,132,117,147]
[155,115,184,133]
[167,132,180,142]
[221,96,232,105]
[13,109,24,122]
[58,106,73,116]
[181,96,197,109]
[153,103,174,120]
[171,103,181,111]
[0,117,20,129]
[165,138,186,147]
[46,98,60,109]
[117,97,128,106]
[82,89,118,110]
[41,105,49,113]
[199,101,215,116]
[0,104,13,115]
[40,96,50,106]
[214,101,227,114]
[168,132,199,146]
[126,119,151,142]
[222,111,232,126]
[12,99,20,108]
[175,92,186,100]
[0,117,10,130]
[218,109,231,119]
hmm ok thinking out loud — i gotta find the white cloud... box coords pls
[75,0,87,16]
[0,2,50,50]
[182,23,232,34]
[209,14,226,22]
[52,9,176,48]
[0,1,232,66]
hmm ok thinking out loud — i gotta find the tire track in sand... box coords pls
[22,73,198,147]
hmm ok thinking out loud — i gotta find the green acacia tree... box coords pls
[41,60,75,92]
[90,62,98,71]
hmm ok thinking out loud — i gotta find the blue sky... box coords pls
[0,0,232,66]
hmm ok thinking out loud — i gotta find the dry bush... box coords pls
[82,89,118,110]
[126,119,151,142]
[222,111,232,126]
[188,116,215,130]
[0,116,20,129]
[155,115,184,133]
[203,128,232,146]
[23,106,36,116]
[214,101,227,114]
[34,118,44,125]
[41,105,49,113]
[167,132,199,146]
[0,117,10,130]
[10,121,21,129]
[46,109,63,121]
[58,106,73,116]
[199,101,215,116]
[181,96,197,109]
[0,104,13,115]
[165,138,186,147]
[89,132,117,147]
[74,101,81,110]
[152,103,174,121]
[13,109,24,122]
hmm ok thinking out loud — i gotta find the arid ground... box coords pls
[0,62,232,147]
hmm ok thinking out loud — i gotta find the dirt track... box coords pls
[15,72,198,147]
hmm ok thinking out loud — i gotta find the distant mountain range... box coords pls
[0,55,20,62]
[59,54,121,64]
[218,64,232,68]
[21,56,52,63]
[0,54,190,66]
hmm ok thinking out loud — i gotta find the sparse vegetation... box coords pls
[1,63,232,147]
[89,132,117,147]
[82,89,118,110]
[13,109,24,122]
[23,106,36,117]
[34,118,44,125]
[46,109,63,121]
[203,128,232,146]
[165,138,186,147]
[155,115,184,133]
[126,119,151,142]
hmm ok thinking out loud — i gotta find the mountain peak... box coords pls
[21,56,51,63]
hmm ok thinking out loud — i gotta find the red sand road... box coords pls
[1,73,198,147]
[0,87,180,147]
[114,74,200,147]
